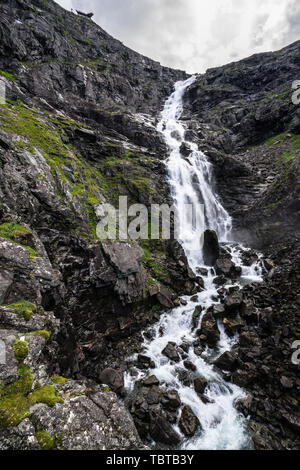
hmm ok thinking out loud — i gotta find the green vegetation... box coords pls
[36,431,55,450]
[0,222,39,258]
[4,300,37,321]
[51,375,68,385]
[4,365,33,397]
[0,100,106,240]
[142,242,168,282]
[0,365,33,428]
[13,340,29,362]
[0,360,63,429]
[29,385,64,407]
[0,222,31,242]
[0,70,15,81]
[33,330,51,341]
[0,393,30,428]
[265,132,288,147]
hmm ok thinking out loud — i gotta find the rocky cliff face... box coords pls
[0,0,299,451]
[181,43,300,449]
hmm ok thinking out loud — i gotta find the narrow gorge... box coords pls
[0,0,299,451]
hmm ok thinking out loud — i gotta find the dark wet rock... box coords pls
[180,143,192,157]
[203,230,220,266]
[143,375,160,387]
[224,292,244,313]
[215,258,242,278]
[175,368,193,387]
[162,342,181,362]
[232,364,257,387]
[192,305,203,329]
[145,386,161,405]
[184,360,197,372]
[241,251,259,266]
[196,268,208,276]
[235,395,253,417]
[213,275,228,286]
[194,377,208,395]
[137,354,155,369]
[209,304,226,318]
[161,389,181,410]
[149,410,181,445]
[179,405,200,437]
[165,410,178,424]
[214,351,238,372]
[223,317,244,336]
[264,259,275,271]
[239,331,259,347]
[199,312,220,347]
[99,368,124,393]
[240,300,259,323]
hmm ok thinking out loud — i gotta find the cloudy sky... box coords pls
[56,0,300,73]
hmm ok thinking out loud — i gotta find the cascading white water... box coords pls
[125,76,263,450]
[157,76,232,269]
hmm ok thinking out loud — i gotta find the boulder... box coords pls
[137,354,155,369]
[203,230,220,266]
[180,142,192,157]
[192,305,203,329]
[184,360,197,372]
[143,375,160,387]
[215,258,242,278]
[194,377,208,395]
[214,351,238,371]
[161,389,181,410]
[162,342,181,362]
[224,292,243,313]
[149,411,181,445]
[223,317,244,336]
[99,368,124,393]
[200,312,220,347]
[179,405,200,437]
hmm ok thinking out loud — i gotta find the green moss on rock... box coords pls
[36,430,55,450]
[4,300,37,321]
[0,365,33,429]
[50,375,68,385]
[29,385,64,407]
[0,393,30,428]
[0,223,40,257]
[33,330,51,341]
[13,340,29,362]
[0,70,15,81]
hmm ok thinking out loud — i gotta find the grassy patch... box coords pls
[0,70,15,81]
[4,300,37,321]
[33,330,51,341]
[0,223,40,258]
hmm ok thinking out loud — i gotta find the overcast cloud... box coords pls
[56,0,300,73]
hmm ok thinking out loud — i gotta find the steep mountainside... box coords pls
[0,0,299,451]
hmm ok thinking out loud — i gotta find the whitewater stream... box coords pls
[125,76,263,450]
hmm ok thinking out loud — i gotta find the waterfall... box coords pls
[157,76,232,269]
[125,76,263,450]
